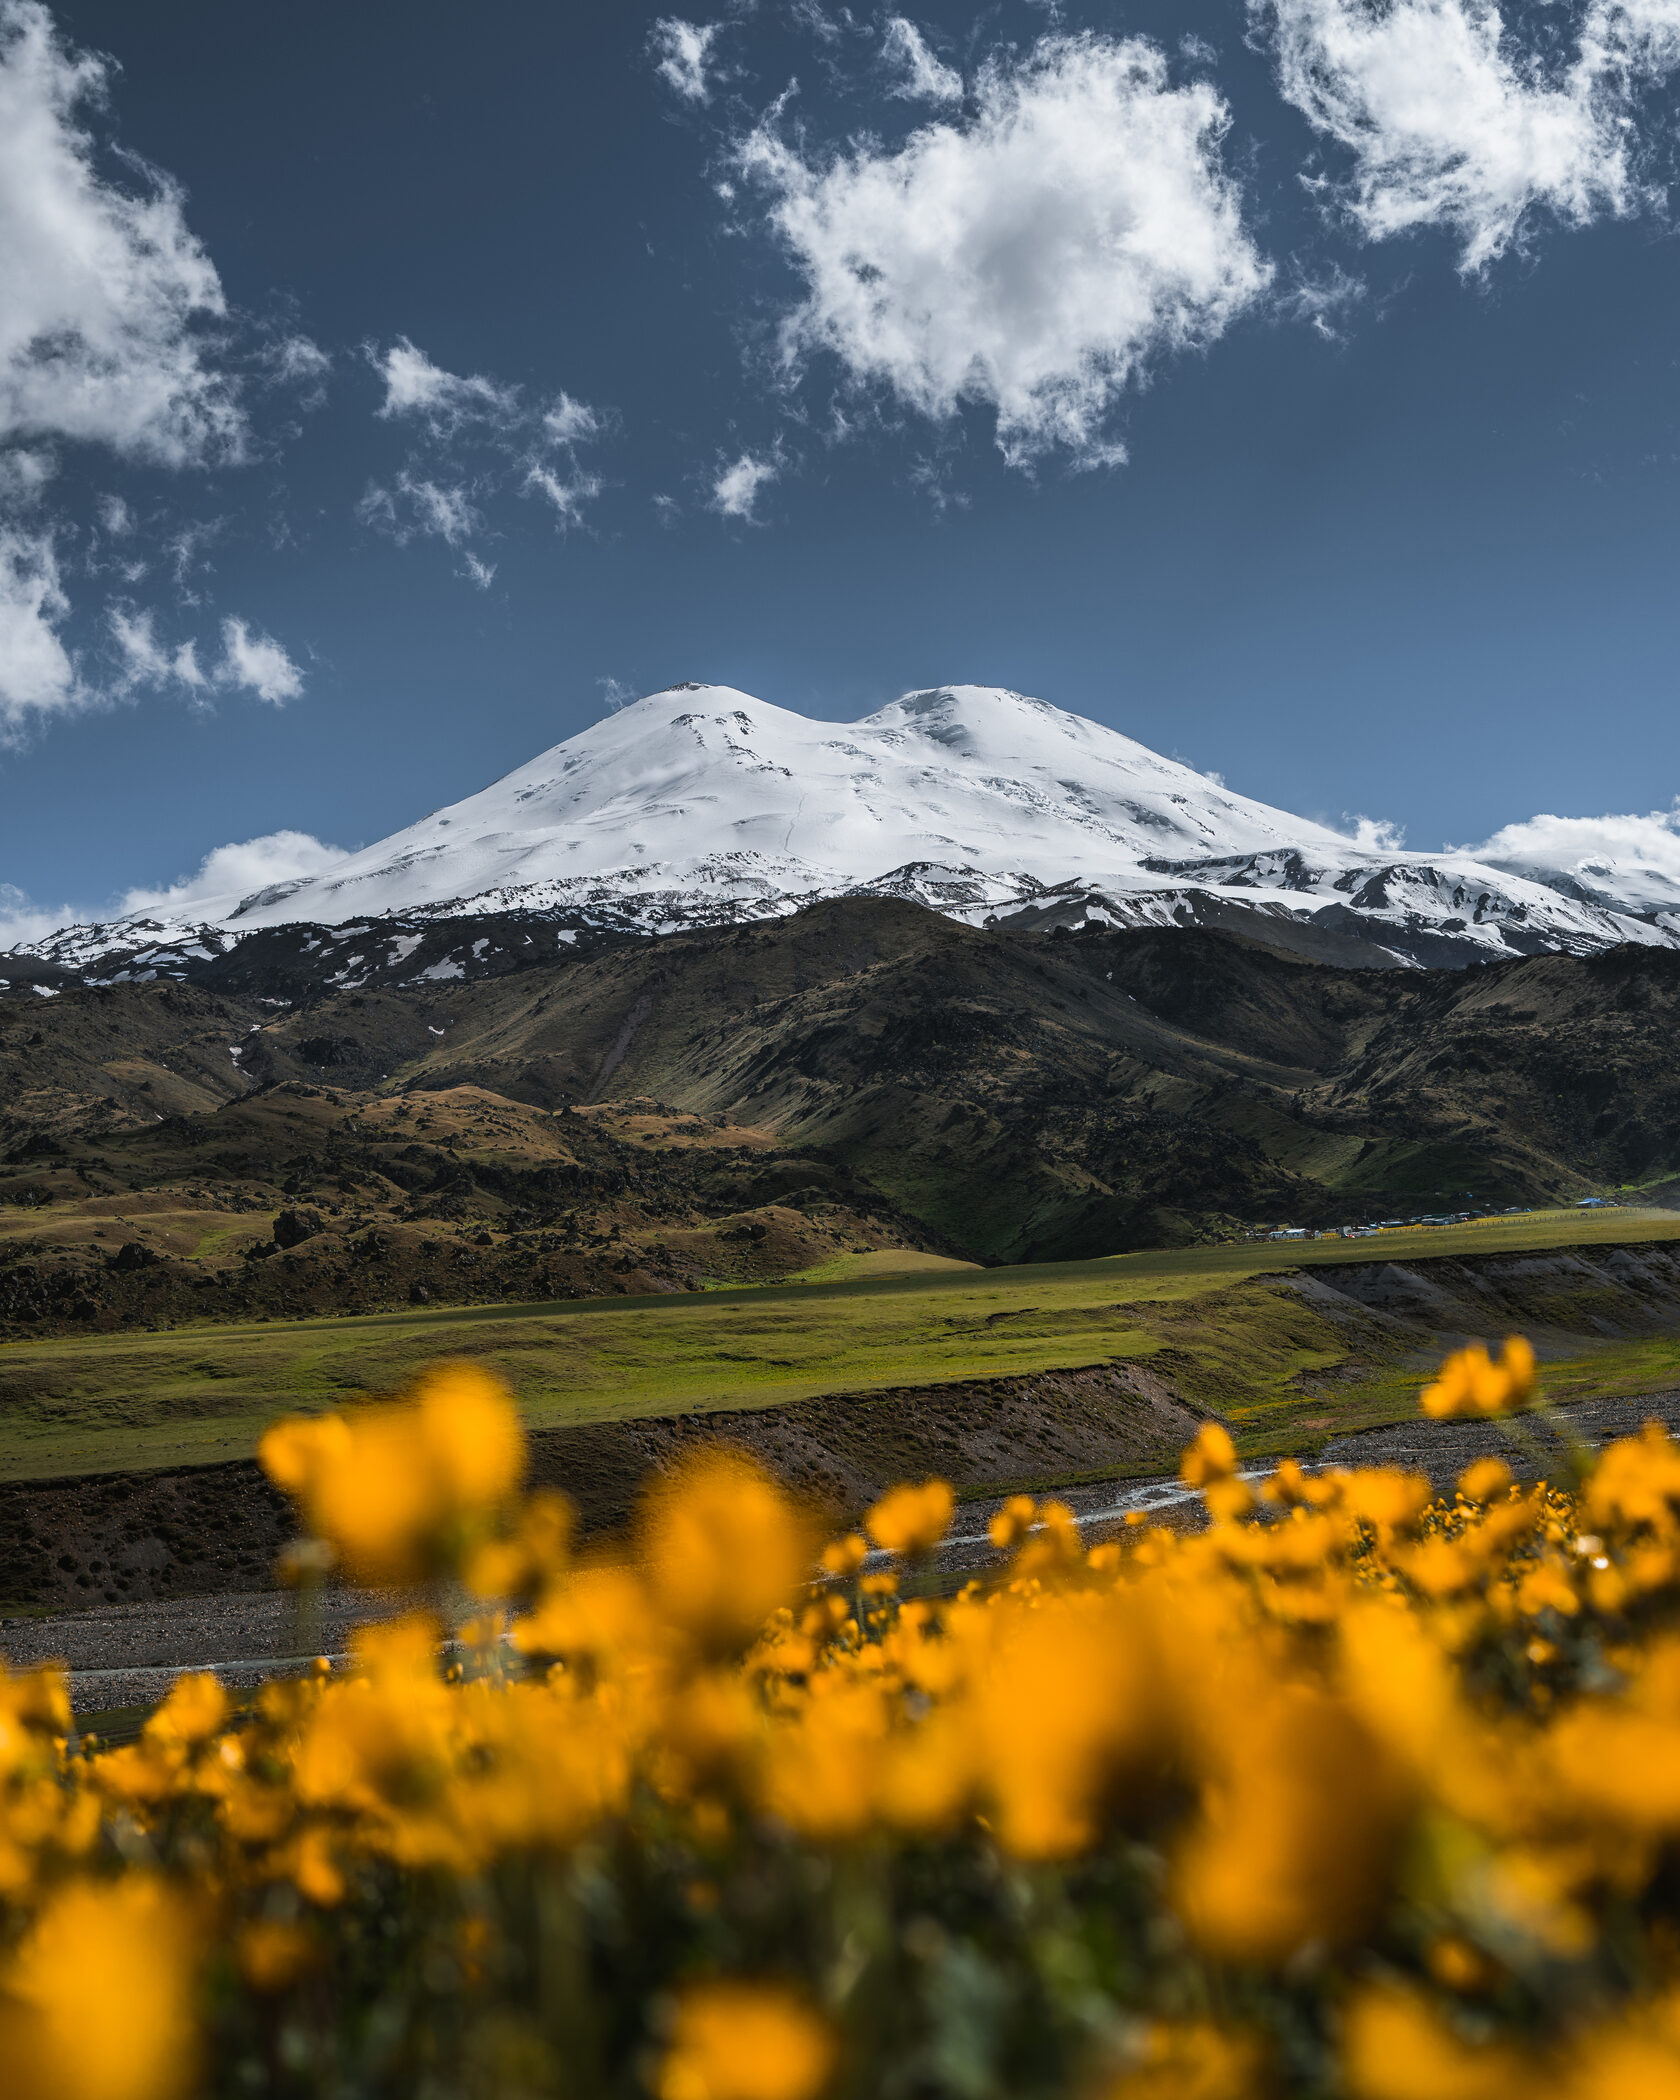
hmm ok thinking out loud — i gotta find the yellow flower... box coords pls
[865,1480,955,1558]
[1180,1422,1238,1488]
[657,1983,835,2100]
[1341,1985,1530,2100]
[974,1594,1165,1859]
[819,1533,868,1578]
[0,1877,201,2100]
[259,1363,526,1586]
[1422,1337,1536,1420]
[1174,1685,1405,1963]
[1458,1457,1513,1503]
[989,1495,1038,1552]
[643,1451,816,1654]
[236,1919,317,1994]
[144,1671,228,1752]
[1110,2019,1270,2100]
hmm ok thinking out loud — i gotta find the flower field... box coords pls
[6,1341,1680,2097]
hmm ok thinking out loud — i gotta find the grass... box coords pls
[3,1207,1678,1482]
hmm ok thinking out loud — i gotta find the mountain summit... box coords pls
[21,684,1680,974]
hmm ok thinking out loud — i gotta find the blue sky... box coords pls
[4,0,1680,929]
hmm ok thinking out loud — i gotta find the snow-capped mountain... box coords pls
[18,684,1680,978]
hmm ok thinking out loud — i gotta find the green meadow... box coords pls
[3,1207,1679,1480]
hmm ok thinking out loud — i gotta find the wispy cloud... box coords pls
[0,5,315,736]
[0,524,75,729]
[524,462,603,529]
[711,449,780,520]
[881,17,963,103]
[370,336,520,434]
[362,338,609,574]
[109,605,206,694]
[358,472,483,548]
[650,17,722,103]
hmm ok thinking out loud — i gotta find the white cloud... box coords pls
[651,18,721,103]
[358,472,481,547]
[371,337,517,431]
[461,552,496,590]
[882,18,963,103]
[96,491,131,535]
[271,334,330,386]
[117,829,346,917]
[109,604,206,693]
[0,525,75,725]
[366,349,605,563]
[0,446,54,506]
[1252,0,1677,271]
[0,884,55,946]
[543,392,601,446]
[524,461,603,528]
[0,828,346,946]
[217,617,302,705]
[1474,804,1680,912]
[0,0,240,463]
[1347,813,1407,851]
[738,34,1270,467]
[711,450,779,520]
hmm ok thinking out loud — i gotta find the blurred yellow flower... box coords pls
[1458,1457,1513,1503]
[1180,1422,1237,1488]
[657,1983,835,2100]
[643,1451,816,1654]
[1111,2018,1269,2100]
[865,1480,955,1557]
[259,1363,526,1585]
[1422,1337,1536,1419]
[1342,1985,1530,2100]
[0,1877,200,2100]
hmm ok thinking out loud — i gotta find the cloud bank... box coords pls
[116,828,344,917]
[1474,804,1680,912]
[738,34,1270,467]
[0,827,345,949]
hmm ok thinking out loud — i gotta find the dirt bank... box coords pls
[1288,1241,1680,1353]
[0,1360,1213,1609]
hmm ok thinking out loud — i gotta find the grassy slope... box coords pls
[4,1208,1679,1480]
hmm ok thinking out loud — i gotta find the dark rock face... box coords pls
[271,1208,323,1250]
[107,1241,160,1272]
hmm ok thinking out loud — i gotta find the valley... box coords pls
[8,900,1680,1311]
[12,889,1680,1628]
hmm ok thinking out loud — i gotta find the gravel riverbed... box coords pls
[11,1391,1680,1711]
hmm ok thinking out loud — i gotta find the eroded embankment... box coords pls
[0,1363,1212,1609]
[11,1239,1680,1613]
[1286,1240,1680,1355]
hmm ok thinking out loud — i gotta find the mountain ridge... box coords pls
[13,683,1679,979]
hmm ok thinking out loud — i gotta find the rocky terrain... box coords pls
[5,898,1680,1324]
